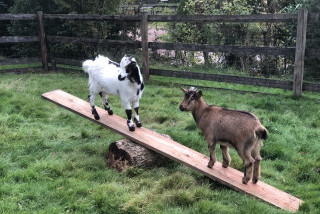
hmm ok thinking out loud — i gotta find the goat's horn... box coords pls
[178,85,187,93]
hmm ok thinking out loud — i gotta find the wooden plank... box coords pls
[44,14,140,22]
[0,36,39,43]
[149,42,296,56]
[148,14,298,23]
[53,58,82,67]
[37,11,48,71]
[41,89,303,212]
[0,57,41,66]
[42,13,297,23]
[308,12,319,23]
[141,12,150,81]
[150,69,293,90]
[305,48,320,58]
[293,9,308,97]
[303,82,320,92]
[47,35,141,47]
[0,13,37,20]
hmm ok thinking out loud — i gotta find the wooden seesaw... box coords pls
[42,89,303,212]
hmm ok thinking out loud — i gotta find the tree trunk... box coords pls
[106,139,169,172]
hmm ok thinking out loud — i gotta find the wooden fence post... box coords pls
[141,12,149,81]
[37,11,48,71]
[293,8,308,97]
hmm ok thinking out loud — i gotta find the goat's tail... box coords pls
[255,127,268,140]
[82,59,94,74]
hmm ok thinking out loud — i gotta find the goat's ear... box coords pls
[179,85,187,93]
[197,90,202,98]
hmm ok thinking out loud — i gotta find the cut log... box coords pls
[107,139,169,172]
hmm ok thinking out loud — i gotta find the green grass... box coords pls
[0,71,319,213]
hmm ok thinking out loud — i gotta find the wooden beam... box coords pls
[148,14,298,23]
[0,13,37,20]
[44,14,140,22]
[293,9,308,97]
[41,89,303,212]
[150,69,293,90]
[37,11,48,71]
[149,42,296,56]
[141,12,150,81]
[47,36,141,48]
[0,36,39,43]
[0,57,41,66]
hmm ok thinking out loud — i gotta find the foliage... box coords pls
[6,0,126,59]
[0,71,319,213]
[283,0,320,81]
[164,0,297,77]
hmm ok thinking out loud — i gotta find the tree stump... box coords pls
[106,139,169,172]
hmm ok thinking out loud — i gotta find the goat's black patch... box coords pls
[91,107,100,120]
[126,109,132,121]
[118,74,126,81]
[134,107,139,115]
[99,92,103,97]
[256,128,268,140]
[184,91,196,98]
[141,83,144,91]
[126,61,141,84]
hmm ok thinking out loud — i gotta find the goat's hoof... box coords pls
[242,177,250,184]
[135,120,142,127]
[128,126,135,132]
[222,162,229,168]
[207,161,214,168]
[94,115,100,120]
[252,178,259,184]
[108,110,113,115]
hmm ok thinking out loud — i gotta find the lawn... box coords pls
[0,71,319,213]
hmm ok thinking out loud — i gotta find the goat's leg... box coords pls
[252,141,262,184]
[238,149,255,184]
[88,93,100,120]
[207,139,217,168]
[99,92,113,115]
[132,101,142,127]
[123,102,135,131]
[220,145,231,168]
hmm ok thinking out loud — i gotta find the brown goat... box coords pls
[179,87,268,184]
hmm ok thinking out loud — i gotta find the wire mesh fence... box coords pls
[0,10,319,93]
[148,21,297,82]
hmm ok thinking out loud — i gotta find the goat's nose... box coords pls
[179,105,185,111]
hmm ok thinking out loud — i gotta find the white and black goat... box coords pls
[82,55,144,131]
[179,87,268,184]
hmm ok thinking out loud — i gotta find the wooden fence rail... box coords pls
[47,36,141,47]
[148,14,298,22]
[0,36,39,43]
[39,57,320,93]
[149,42,296,56]
[0,13,37,20]
[1,10,319,96]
